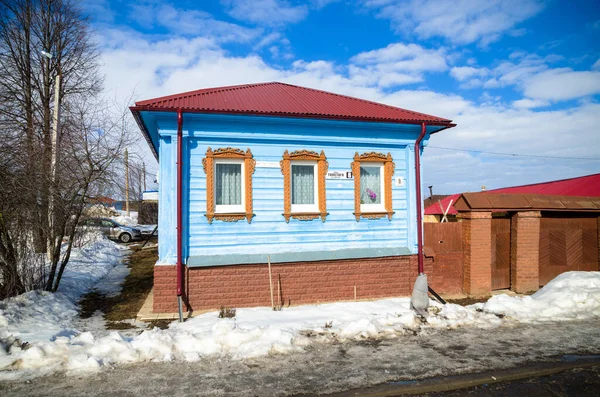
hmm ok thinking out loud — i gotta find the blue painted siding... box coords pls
[153,113,434,266]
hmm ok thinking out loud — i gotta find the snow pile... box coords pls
[1,270,599,380]
[0,233,125,346]
[482,271,600,321]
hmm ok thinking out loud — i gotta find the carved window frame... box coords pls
[280,149,328,222]
[203,147,256,224]
[351,152,395,221]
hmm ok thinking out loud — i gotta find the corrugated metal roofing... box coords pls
[454,193,600,212]
[132,82,453,125]
[424,173,600,215]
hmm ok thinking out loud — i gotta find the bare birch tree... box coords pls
[0,0,135,298]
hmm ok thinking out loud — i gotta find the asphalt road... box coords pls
[2,318,599,396]
[425,365,600,397]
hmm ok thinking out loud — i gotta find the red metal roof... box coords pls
[425,194,461,215]
[424,173,600,215]
[132,82,454,125]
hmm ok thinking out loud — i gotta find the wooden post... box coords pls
[354,285,357,301]
[124,148,130,216]
[268,256,274,309]
[278,274,283,310]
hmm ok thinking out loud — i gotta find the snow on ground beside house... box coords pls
[0,232,127,376]
[0,271,599,381]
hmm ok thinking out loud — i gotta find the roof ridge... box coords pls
[487,172,600,192]
[136,81,450,122]
[272,82,450,122]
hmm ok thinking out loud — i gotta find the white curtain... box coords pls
[360,166,381,204]
[216,163,242,205]
[292,165,314,205]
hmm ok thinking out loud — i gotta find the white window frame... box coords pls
[214,158,245,214]
[360,163,385,213]
[290,160,319,213]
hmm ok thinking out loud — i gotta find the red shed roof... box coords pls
[132,82,454,125]
[425,173,600,215]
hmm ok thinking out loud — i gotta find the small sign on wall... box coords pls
[395,176,405,187]
[326,171,353,179]
[255,161,280,168]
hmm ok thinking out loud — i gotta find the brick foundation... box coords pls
[510,211,541,293]
[153,254,461,313]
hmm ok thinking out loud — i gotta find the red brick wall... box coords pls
[153,254,463,313]
[460,212,492,297]
[510,211,541,293]
[428,252,464,295]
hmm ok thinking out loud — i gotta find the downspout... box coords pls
[176,109,184,322]
[415,122,426,275]
[410,122,430,316]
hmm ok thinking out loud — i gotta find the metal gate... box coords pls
[539,214,599,286]
[491,216,511,290]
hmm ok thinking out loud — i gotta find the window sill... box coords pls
[206,212,254,224]
[283,212,328,223]
[353,211,395,221]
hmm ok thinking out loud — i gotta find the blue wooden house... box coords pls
[130,82,455,314]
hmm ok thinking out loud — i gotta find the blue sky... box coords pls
[84,0,600,194]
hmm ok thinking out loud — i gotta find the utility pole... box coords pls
[125,148,130,216]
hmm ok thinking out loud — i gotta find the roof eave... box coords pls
[128,106,455,127]
[129,107,158,160]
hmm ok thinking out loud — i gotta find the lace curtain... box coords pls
[216,163,242,205]
[360,166,381,204]
[292,165,314,205]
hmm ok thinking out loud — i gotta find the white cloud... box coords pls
[450,66,488,82]
[592,59,600,70]
[254,32,282,50]
[523,68,600,101]
[311,0,341,8]
[80,0,116,23]
[352,43,447,72]
[349,43,447,88]
[221,0,309,26]
[96,26,600,194]
[512,98,549,109]
[362,0,545,45]
[128,3,259,42]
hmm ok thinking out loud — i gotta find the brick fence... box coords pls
[153,254,464,313]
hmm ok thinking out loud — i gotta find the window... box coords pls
[291,162,318,213]
[351,152,395,221]
[215,160,244,213]
[280,149,328,222]
[203,147,256,224]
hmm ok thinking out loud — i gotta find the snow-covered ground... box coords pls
[1,242,599,382]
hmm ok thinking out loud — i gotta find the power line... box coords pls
[428,146,600,161]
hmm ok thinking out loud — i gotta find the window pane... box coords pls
[292,165,315,205]
[360,166,381,204]
[216,163,242,205]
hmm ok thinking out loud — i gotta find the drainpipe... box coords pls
[176,109,184,322]
[410,122,430,316]
[415,122,426,274]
